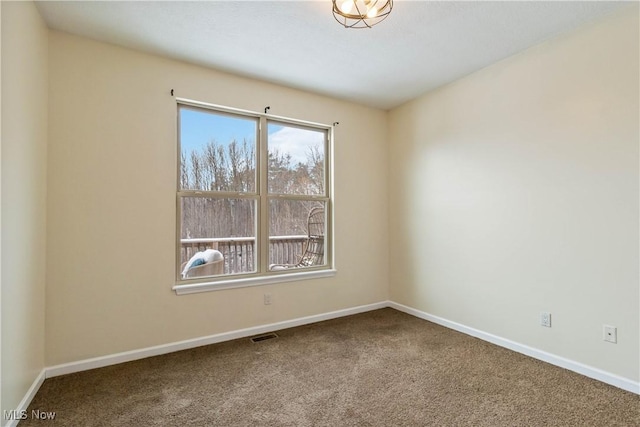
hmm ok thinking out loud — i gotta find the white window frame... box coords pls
[173,98,335,295]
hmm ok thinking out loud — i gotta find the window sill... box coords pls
[173,269,337,295]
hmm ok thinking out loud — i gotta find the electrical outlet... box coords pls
[264,293,272,305]
[540,312,551,328]
[603,325,617,343]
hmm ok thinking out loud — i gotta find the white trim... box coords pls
[388,301,640,395]
[173,269,337,295]
[46,301,385,378]
[12,299,638,419]
[175,97,330,129]
[3,369,46,427]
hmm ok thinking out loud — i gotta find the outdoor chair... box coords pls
[181,249,224,278]
[270,207,325,270]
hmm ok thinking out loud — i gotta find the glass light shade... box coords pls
[332,0,393,29]
[339,0,354,14]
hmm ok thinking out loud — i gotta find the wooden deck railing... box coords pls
[181,236,307,275]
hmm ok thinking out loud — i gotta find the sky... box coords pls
[180,108,256,155]
[267,123,324,165]
[180,107,323,165]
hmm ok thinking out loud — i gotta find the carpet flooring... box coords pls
[21,308,639,426]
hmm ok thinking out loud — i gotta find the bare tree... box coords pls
[181,140,324,240]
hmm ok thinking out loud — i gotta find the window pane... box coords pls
[267,122,325,195]
[180,107,257,192]
[269,199,326,269]
[180,197,256,278]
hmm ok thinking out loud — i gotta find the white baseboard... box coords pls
[46,301,387,378]
[11,298,638,422]
[3,369,46,427]
[388,301,640,395]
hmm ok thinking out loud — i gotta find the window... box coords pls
[175,100,333,293]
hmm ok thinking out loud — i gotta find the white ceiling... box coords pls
[35,1,628,110]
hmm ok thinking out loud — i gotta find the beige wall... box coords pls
[46,32,389,366]
[1,1,48,414]
[3,0,637,407]
[388,6,639,381]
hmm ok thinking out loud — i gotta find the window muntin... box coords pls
[177,102,332,286]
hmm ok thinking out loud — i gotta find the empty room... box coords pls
[1,1,638,426]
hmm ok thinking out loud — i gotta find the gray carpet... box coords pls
[21,309,639,426]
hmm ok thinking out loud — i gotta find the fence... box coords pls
[180,236,307,275]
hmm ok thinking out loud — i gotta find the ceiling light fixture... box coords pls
[332,0,393,29]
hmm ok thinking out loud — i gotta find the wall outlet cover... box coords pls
[540,312,552,328]
[603,325,617,343]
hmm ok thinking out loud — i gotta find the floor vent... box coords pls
[250,333,278,343]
